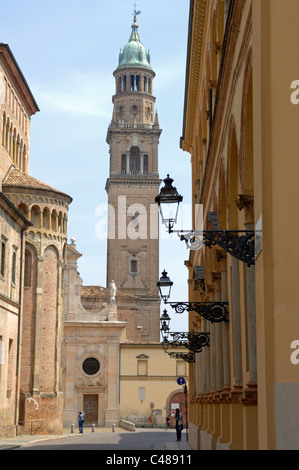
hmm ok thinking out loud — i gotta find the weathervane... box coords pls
[133,2,141,17]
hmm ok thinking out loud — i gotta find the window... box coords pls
[11,251,17,284]
[0,336,4,365]
[82,357,100,376]
[24,250,32,287]
[137,359,148,376]
[143,154,148,174]
[138,387,146,401]
[7,339,13,397]
[1,241,6,277]
[129,146,140,174]
[121,154,127,174]
[130,259,139,275]
[176,360,186,377]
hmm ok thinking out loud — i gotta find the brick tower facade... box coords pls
[106,14,161,342]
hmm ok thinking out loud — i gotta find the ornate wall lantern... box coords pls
[156,175,255,266]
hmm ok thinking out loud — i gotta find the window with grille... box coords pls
[121,154,126,174]
[129,146,140,174]
[130,259,139,275]
[143,154,148,174]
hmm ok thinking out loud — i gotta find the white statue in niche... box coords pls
[110,280,117,301]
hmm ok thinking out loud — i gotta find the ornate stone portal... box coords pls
[63,241,126,427]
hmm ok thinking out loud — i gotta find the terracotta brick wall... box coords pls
[20,244,37,392]
[40,246,58,393]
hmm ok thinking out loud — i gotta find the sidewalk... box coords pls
[0,427,193,451]
[0,428,75,450]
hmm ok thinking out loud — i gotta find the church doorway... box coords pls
[83,394,98,425]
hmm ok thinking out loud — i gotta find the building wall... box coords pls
[3,185,71,435]
[252,0,299,450]
[0,199,27,436]
[119,343,189,428]
[0,51,32,181]
[180,0,299,451]
[0,43,39,437]
[180,0,256,450]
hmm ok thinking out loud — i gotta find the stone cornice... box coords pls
[0,43,40,116]
[105,177,161,191]
[180,0,208,153]
[107,126,162,140]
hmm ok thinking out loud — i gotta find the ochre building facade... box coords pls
[180,0,299,450]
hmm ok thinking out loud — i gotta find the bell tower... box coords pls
[106,13,162,341]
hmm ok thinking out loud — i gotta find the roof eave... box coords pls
[0,43,40,116]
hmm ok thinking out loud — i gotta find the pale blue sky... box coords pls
[2,0,192,331]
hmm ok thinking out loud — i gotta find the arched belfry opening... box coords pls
[130,146,140,174]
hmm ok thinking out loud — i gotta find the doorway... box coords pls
[169,391,188,429]
[83,394,98,425]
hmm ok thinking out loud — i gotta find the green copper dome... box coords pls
[117,16,152,70]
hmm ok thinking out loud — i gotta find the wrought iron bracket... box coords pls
[167,301,229,323]
[162,332,210,353]
[177,230,255,266]
[167,351,196,363]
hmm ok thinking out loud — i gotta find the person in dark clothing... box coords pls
[165,415,170,430]
[175,408,184,441]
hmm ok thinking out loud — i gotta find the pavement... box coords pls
[0,426,194,451]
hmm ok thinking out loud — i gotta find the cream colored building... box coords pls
[120,343,189,428]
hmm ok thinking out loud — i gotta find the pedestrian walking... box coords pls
[78,410,85,434]
[175,408,184,441]
[165,415,170,431]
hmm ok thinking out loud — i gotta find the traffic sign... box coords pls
[177,377,185,385]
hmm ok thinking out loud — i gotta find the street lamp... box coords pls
[160,309,210,363]
[157,270,173,303]
[156,175,255,266]
[160,309,171,340]
[157,270,229,323]
[155,175,183,233]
